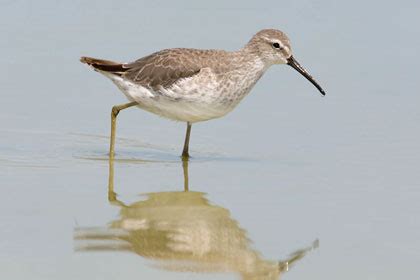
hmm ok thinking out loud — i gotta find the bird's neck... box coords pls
[231,47,269,80]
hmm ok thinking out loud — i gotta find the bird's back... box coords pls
[81,48,234,89]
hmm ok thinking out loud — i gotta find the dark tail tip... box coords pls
[79,56,126,74]
[80,56,95,65]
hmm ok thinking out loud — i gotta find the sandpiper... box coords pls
[81,29,325,159]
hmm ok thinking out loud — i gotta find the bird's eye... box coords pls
[272,42,281,49]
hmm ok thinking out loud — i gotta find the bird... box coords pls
[80,29,325,160]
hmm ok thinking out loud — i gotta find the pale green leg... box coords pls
[109,101,138,159]
[182,122,192,159]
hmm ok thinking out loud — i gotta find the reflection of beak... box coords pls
[278,239,319,272]
[287,56,325,96]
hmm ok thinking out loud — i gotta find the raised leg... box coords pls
[109,101,138,159]
[182,122,192,159]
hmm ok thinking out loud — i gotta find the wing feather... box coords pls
[123,49,202,90]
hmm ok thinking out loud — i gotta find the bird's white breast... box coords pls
[105,60,266,123]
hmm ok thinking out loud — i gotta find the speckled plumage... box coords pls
[81,29,326,158]
[81,29,299,123]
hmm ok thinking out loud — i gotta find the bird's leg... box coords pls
[109,101,138,159]
[182,158,189,192]
[182,122,192,159]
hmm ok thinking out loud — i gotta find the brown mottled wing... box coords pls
[122,49,203,90]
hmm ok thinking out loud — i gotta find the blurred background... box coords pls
[0,0,419,279]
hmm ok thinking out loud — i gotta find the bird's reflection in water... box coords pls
[74,159,318,280]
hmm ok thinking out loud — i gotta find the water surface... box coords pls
[1,0,419,279]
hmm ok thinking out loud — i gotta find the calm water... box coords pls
[1,1,419,279]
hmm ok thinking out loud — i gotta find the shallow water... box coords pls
[1,1,420,279]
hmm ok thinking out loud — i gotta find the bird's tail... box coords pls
[80,56,126,75]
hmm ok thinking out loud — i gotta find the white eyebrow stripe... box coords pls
[262,36,285,48]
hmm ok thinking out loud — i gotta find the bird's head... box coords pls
[246,29,325,96]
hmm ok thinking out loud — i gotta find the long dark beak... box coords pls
[287,56,325,96]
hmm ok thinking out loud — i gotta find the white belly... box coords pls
[137,94,233,123]
[104,66,265,123]
[108,77,231,122]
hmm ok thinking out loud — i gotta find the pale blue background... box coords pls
[1,0,419,279]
